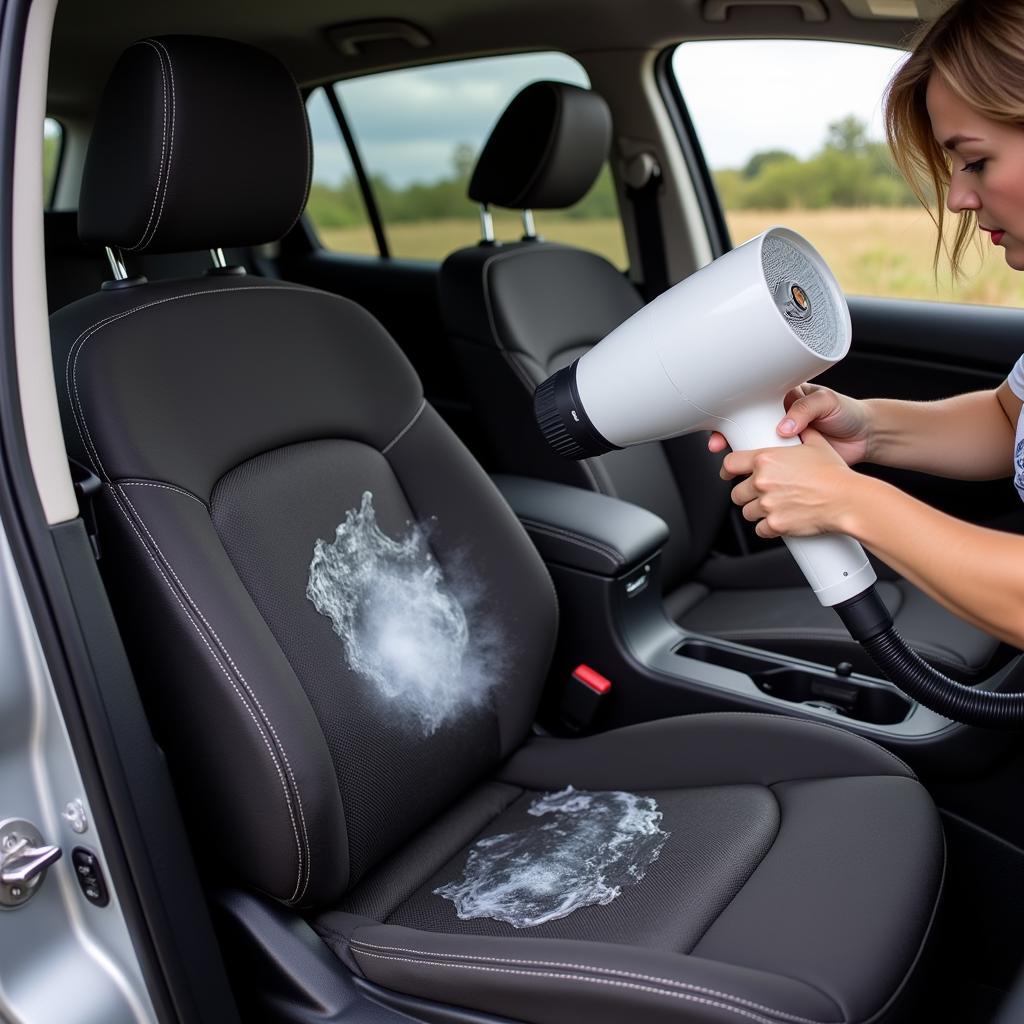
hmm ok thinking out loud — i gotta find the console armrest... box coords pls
[492,474,669,577]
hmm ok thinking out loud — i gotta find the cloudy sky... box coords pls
[308,52,588,188]
[308,40,909,190]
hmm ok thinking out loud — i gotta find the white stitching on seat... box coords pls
[352,949,806,1024]
[137,38,177,251]
[517,518,622,568]
[104,484,307,903]
[59,281,431,905]
[64,282,352,905]
[119,480,209,508]
[116,484,312,903]
[348,941,839,1023]
[64,285,314,479]
[382,399,426,455]
[124,41,170,252]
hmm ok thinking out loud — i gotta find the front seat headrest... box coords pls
[78,35,311,254]
[468,81,612,211]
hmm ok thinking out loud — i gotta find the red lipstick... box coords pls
[991,230,1005,245]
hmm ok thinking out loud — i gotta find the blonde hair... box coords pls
[884,0,1024,277]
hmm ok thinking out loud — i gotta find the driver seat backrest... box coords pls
[49,34,558,907]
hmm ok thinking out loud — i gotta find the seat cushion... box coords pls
[676,545,1000,679]
[316,713,943,1024]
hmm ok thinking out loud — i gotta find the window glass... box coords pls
[672,40,1024,307]
[43,117,62,208]
[312,54,626,267]
[305,86,377,255]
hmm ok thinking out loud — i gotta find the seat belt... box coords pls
[69,458,102,560]
[624,153,670,301]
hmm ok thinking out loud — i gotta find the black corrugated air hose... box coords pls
[835,588,1024,730]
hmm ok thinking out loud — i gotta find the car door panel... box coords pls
[818,295,1024,528]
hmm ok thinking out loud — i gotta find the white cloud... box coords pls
[672,39,907,170]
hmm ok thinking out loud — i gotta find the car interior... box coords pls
[4,0,1024,1022]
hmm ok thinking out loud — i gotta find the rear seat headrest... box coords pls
[468,81,612,211]
[78,35,311,254]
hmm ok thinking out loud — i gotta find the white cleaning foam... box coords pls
[434,786,669,928]
[307,491,494,736]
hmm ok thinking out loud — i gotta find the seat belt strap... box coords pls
[69,459,103,560]
[626,165,670,301]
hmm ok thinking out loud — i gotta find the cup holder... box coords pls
[676,640,912,725]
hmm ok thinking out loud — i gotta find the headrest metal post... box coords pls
[521,209,536,240]
[479,203,495,244]
[210,248,228,269]
[104,246,128,281]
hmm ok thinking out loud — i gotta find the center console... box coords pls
[493,474,1019,772]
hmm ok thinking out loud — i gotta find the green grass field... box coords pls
[318,206,1024,308]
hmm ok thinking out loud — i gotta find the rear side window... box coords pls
[306,87,377,255]
[43,117,62,208]
[672,39,1024,308]
[307,53,627,267]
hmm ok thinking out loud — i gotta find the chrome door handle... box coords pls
[1,841,62,885]
[0,819,62,907]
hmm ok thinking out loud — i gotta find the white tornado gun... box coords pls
[534,227,876,607]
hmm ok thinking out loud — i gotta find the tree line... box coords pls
[305,114,921,229]
[713,116,916,210]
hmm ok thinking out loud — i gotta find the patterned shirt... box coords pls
[1007,354,1024,502]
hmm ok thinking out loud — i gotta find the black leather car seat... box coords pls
[50,37,944,1024]
[439,80,999,681]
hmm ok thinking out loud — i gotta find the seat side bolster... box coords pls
[96,480,349,906]
[499,713,917,792]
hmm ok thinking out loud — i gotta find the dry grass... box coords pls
[317,207,1024,308]
[317,211,629,267]
[727,208,1024,307]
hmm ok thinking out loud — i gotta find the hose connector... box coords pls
[833,587,893,643]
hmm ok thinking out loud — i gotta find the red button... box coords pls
[572,663,612,695]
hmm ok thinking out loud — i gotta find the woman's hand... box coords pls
[707,384,873,465]
[720,429,861,539]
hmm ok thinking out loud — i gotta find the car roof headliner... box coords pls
[47,0,946,114]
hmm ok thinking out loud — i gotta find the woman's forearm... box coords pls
[842,473,1024,648]
[864,390,1015,479]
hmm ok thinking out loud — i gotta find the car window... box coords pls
[43,116,62,208]
[306,86,378,255]
[307,53,627,268]
[671,39,1024,308]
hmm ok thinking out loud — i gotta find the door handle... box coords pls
[0,819,62,907]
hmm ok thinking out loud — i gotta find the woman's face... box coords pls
[926,72,1024,270]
